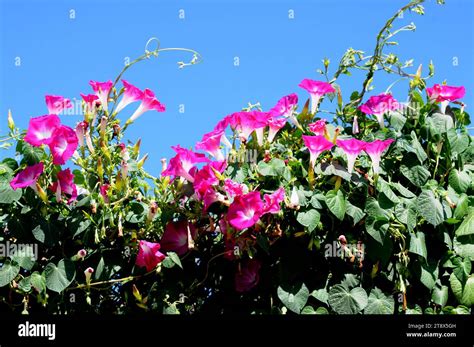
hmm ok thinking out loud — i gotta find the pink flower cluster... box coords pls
[10,97,79,203]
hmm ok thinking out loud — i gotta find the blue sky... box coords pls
[1,0,473,173]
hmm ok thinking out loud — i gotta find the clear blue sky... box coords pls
[1,0,473,173]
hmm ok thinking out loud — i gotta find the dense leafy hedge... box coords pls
[0,0,473,315]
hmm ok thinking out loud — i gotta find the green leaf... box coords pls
[419,261,438,290]
[310,288,328,305]
[417,190,444,227]
[453,236,474,261]
[44,259,76,293]
[455,209,474,237]
[325,190,346,221]
[316,162,352,181]
[30,271,46,293]
[377,179,400,203]
[410,131,427,163]
[346,201,365,225]
[389,110,406,132]
[364,288,394,314]
[0,182,22,204]
[17,141,44,165]
[447,129,469,156]
[0,259,20,287]
[449,169,471,194]
[277,283,309,314]
[431,285,449,307]
[409,232,427,260]
[450,273,474,307]
[328,285,368,314]
[32,219,58,247]
[452,257,471,284]
[454,194,469,220]
[166,252,182,269]
[257,158,286,177]
[18,277,32,293]
[428,113,454,134]
[296,209,321,232]
[10,244,36,271]
[390,182,416,198]
[400,164,430,187]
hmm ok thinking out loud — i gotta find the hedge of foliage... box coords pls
[0,0,473,315]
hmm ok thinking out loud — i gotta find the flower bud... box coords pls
[113,124,121,138]
[160,158,167,173]
[137,154,148,169]
[121,160,129,177]
[7,109,15,131]
[132,138,141,158]
[97,157,104,180]
[100,116,108,136]
[289,186,300,209]
[75,121,88,147]
[352,115,359,134]
[84,267,94,285]
[77,249,87,259]
[147,201,158,223]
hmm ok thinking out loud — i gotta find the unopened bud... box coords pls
[97,157,104,180]
[112,124,121,138]
[100,116,108,136]
[132,138,141,158]
[84,267,94,285]
[147,201,158,223]
[160,158,167,173]
[137,154,148,169]
[7,109,15,131]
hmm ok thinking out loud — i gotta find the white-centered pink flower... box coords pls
[162,145,210,183]
[267,117,287,143]
[195,129,226,161]
[89,80,113,113]
[336,138,367,173]
[269,94,299,127]
[358,93,400,129]
[308,119,327,136]
[229,111,270,145]
[50,168,77,204]
[115,80,144,114]
[262,187,285,214]
[48,125,79,165]
[426,84,465,114]
[298,79,335,114]
[227,191,264,230]
[24,114,61,147]
[45,95,72,115]
[364,139,395,175]
[127,88,165,124]
[302,135,334,168]
[10,162,44,190]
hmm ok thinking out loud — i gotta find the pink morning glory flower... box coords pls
[308,119,327,136]
[224,179,248,198]
[298,79,335,114]
[262,187,285,214]
[336,138,367,174]
[426,84,465,114]
[195,129,226,161]
[358,93,399,129]
[89,80,113,113]
[50,168,77,204]
[302,135,334,168]
[24,114,61,147]
[202,188,226,211]
[227,191,264,230]
[75,121,88,147]
[160,221,197,256]
[193,160,227,199]
[230,111,270,145]
[80,93,100,118]
[364,139,395,175]
[162,145,210,183]
[127,88,166,124]
[235,259,261,293]
[45,95,72,115]
[267,117,287,143]
[114,80,144,114]
[10,162,44,190]
[135,240,166,272]
[48,125,79,165]
[269,94,299,127]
